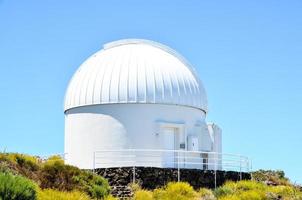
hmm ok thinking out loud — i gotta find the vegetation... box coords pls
[1,152,301,200]
[0,152,110,199]
[251,170,291,186]
[133,182,215,200]
[40,158,110,198]
[132,171,302,200]
[37,189,90,200]
[0,172,37,200]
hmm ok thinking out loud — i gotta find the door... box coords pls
[201,153,208,170]
[162,128,175,168]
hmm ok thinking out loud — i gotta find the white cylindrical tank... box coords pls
[64,39,220,169]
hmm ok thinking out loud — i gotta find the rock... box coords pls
[95,167,251,198]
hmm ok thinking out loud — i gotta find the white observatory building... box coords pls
[64,39,222,170]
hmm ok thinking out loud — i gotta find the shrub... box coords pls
[131,180,302,200]
[129,182,142,192]
[104,195,118,200]
[134,190,153,200]
[237,190,266,200]
[0,172,37,200]
[15,154,40,171]
[40,159,80,190]
[152,188,166,199]
[165,182,196,198]
[252,170,290,186]
[44,155,64,165]
[40,160,110,199]
[73,170,110,199]
[37,189,90,200]
[198,188,216,200]
[267,185,302,199]
[0,161,15,174]
[233,180,266,191]
[217,190,266,200]
[215,180,302,200]
[153,182,197,200]
[214,184,234,197]
[3,153,40,171]
[0,153,41,182]
[0,153,111,199]
[214,180,266,198]
[218,195,240,200]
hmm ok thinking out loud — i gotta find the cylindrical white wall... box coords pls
[65,104,206,169]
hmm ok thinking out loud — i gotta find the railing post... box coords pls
[177,151,180,182]
[133,166,136,184]
[250,159,253,180]
[93,151,95,173]
[133,149,136,184]
[239,156,242,181]
[214,154,217,189]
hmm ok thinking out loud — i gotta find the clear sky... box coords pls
[0,1,301,183]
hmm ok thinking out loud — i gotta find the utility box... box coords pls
[188,136,199,151]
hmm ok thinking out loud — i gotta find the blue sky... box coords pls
[0,1,301,183]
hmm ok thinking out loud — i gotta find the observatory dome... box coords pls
[64,39,208,113]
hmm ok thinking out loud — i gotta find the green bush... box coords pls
[0,153,111,199]
[72,170,110,199]
[37,189,90,200]
[40,160,110,199]
[0,172,37,200]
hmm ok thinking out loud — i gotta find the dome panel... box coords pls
[64,39,208,113]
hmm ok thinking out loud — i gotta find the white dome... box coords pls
[64,39,208,113]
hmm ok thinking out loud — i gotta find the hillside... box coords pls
[0,152,301,200]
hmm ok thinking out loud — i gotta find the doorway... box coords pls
[161,127,182,168]
[201,153,208,170]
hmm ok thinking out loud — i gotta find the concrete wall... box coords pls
[65,103,217,169]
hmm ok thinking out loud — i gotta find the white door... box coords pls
[162,128,175,168]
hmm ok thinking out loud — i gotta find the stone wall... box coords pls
[96,167,251,197]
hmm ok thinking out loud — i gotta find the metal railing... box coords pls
[93,149,250,188]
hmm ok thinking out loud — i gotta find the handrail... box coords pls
[93,149,250,172]
[94,149,248,159]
